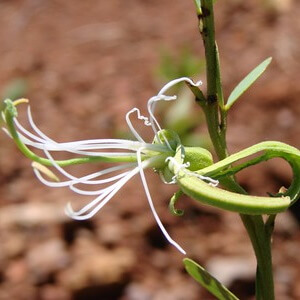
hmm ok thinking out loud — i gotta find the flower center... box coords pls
[152,129,181,151]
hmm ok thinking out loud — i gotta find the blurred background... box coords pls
[0,0,299,299]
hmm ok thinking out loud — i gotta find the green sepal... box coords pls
[184,258,240,300]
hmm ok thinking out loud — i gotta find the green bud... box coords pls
[184,147,213,171]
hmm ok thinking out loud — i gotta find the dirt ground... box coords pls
[0,0,299,299]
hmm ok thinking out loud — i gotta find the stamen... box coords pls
[32,163,135,188]
[37,147,137,185]
[13,98,29,106]
[67,183,119,216]
[33,168,75,188]
[14,118,46,144]
[147,95,176,149]
[68,169,133,196]
[136,148,186,255]
[69,181,123,196]
[148,95,177,133]
[27,106,56,145]
[32,162,60,182]
[16,112,167,155]
[149,77,201,134]
[10,103,169,158]
[65,166,140,220]
[43,149,77,180]
[126,108,151,143]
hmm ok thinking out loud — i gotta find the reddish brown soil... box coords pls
[0,0,299,299]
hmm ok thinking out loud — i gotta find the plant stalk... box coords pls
[195,1,275,299]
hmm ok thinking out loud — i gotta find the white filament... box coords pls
[125,108,151,143]
[65,167,140,220]
[14,108,167,156]
[33,161,136,187]
[148,77,202,135]
[136,148,186,255]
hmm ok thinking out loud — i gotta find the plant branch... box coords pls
[195,1,276,299]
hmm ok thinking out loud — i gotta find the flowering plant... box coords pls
[2,1,300,299]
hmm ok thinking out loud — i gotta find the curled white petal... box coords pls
[147,77,202,149]
[150,77,202,131]
[157,77,202,96]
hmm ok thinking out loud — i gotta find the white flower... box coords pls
[4,77,202,255]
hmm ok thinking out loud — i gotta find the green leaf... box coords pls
[183,258,240,300]
[225,57,272,110]
[193,0,201,13]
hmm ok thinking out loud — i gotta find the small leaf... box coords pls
[225,57,272,110]
[183,258,240,300]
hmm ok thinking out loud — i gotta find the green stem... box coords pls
[218,178,275,299]
[220,178,275,300]
[195,1,275,299]
[240,215,275,300]
[197,0,227,159]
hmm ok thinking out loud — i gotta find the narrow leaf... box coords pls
[193,0,201,13]
[225,57,272,110]
[183,258,240,300]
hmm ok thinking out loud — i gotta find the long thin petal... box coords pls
[136,148,186,255]
[65,166,140,220]
[27,106,56,144]
[14,117,47,144]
